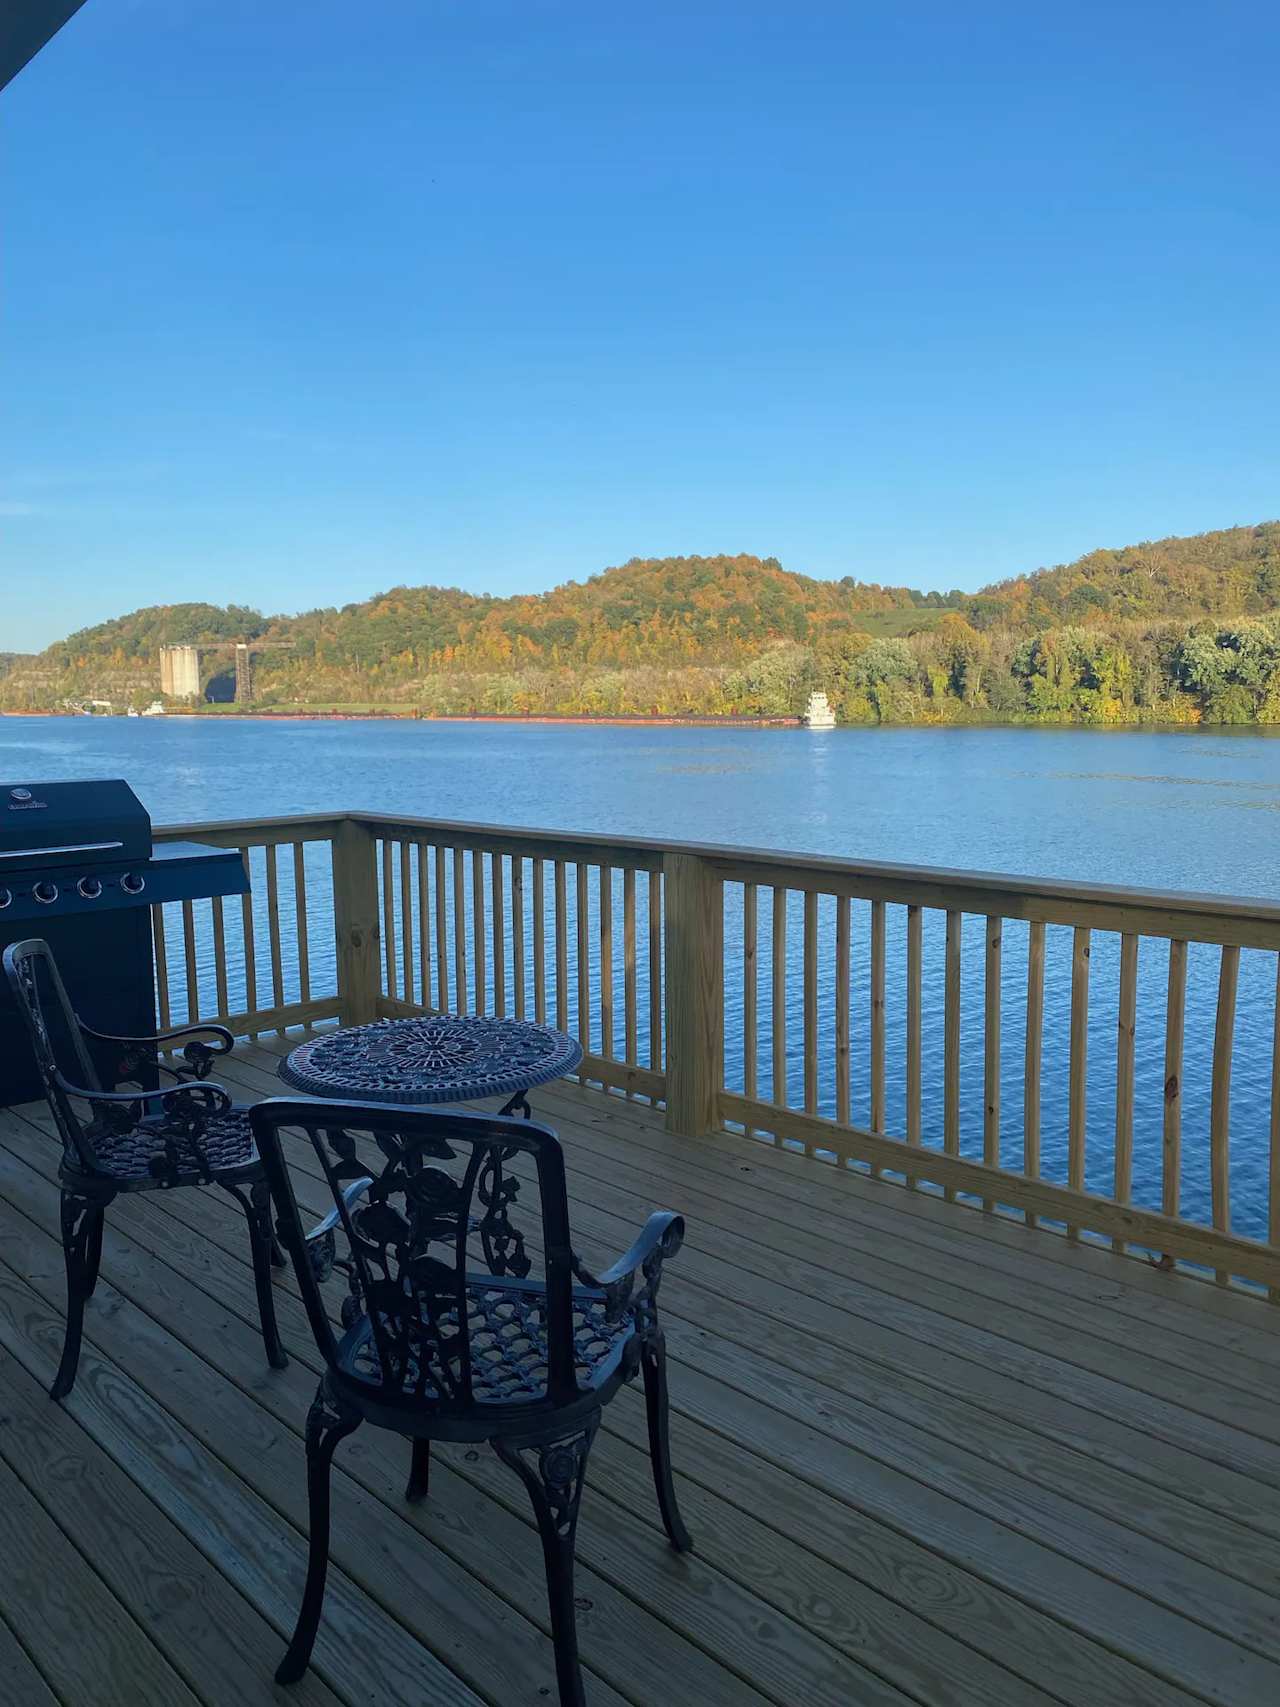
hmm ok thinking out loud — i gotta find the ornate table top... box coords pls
[278,1015,584,1105]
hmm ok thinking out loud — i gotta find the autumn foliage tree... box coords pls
[6,525,1280,725]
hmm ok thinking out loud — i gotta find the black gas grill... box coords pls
[0,779,249,1105]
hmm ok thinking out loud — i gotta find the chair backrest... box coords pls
[2,938,99,1165]
[251,1097,584,1419]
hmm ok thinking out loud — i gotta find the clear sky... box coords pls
[2,0,1277,652]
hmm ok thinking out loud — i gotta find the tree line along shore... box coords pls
[5,525,1280,726]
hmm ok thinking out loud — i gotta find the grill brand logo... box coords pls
[7,789,47,811]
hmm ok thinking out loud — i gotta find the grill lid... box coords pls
[0,779,152,866]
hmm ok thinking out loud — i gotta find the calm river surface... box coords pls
[4,716,1279,1243]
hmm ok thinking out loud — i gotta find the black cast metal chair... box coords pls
[251,1095,691,1707]
[2,937,288,1398]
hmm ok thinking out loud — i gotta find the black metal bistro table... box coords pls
[277,1014,583,1118]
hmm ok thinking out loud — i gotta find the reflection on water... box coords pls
[1038,770,1280,791]
[5,716,1279,1238]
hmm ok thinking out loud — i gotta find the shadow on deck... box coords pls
[0,1033,1279,1705]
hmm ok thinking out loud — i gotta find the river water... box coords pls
[3,716,1278,1242]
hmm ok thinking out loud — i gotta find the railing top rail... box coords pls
[151,808,1280,945]
[350,811,666,871]
[153,812,348,849]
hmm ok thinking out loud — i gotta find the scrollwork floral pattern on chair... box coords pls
[320,1122,491,1402]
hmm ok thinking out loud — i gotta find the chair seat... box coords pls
[339,1278,636,1405]
[80,1106,258,1184]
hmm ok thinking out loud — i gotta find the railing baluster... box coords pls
[238,848,256,1019]
[1211,944,1240,1284]
[1024,920,1045,1223]
[905,904,922,1176]
[772,886,787,1109]
[803,890,818,1114]
[293,844,310,1005]
[512,856,526,1020]
[1163,939,1187,1224]
[380,840,396,999]
[599,866,613,1060]
[554,861,568,1034]
[1271,954,1280,1302]
[743,883,758,1103]
[265,844,285,1028]
[491,853,505,1017]
[533,857,547,1025]
[452,848,466,1014]
[943,910,961,1200]
[576,863,590,1053]
[835,895,851,1128]
[648,870,662,1070]
[434,846,448,1012]
[983,915,1001,1208]
[1067,925,1091,1238]
[181,899,200,1024]
[417,843,430,1011]
[211,894,229,1020]
[400,840,413,1004]
[1113,933,1138,1250]
[471,849,486,1014]
[870,900,886,1155]
[623,867,637,1070]
[152,904,171,1030]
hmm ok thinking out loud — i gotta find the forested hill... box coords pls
[966,524,1280,627]
[37,556,932,670]
[7,523,1280,724]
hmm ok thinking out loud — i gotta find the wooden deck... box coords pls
[2,1037,1280,1706]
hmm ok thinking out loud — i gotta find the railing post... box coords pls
[663,852,723,1136]
[331,818,380,1026]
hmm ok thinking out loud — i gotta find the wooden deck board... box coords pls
[0,1344,346,1707]
[1,1034,1279,1706]
[2,1103,1169,1707]
[0,1611,60,1707]
[0,1449,200,1707]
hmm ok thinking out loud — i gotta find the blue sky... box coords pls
[2,0,1277,652]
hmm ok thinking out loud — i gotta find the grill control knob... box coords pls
[77,876,103,900]
[0,887,11,910]
[120,872,146,896]
[33,880,59,905]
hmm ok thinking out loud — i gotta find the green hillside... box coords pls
[6,523,1280,724]
[965,524,1280,628]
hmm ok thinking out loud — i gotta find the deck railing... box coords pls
[152,810,1280,1298]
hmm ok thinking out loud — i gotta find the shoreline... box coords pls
[4,709,1277,735]
[1,708,802,728]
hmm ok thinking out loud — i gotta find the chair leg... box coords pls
[641,1331,692,1552]
[50,1193,105,1401]
[405,1437,431,1503]
[277,1384,361,1686]
[494,1418,599,1707]
[83,1203,106,1299]
[224,1179,288,1369]
[250,1181,289,1368]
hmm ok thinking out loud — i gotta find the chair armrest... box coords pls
[301,1177,373,1287]
[58,1074,235,1185]
[78,1018,234,1082]
[306,1177,373,1243]
[80,1019,235,1054]
[58,1072,234,1121]
[572,1211,684,1321]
